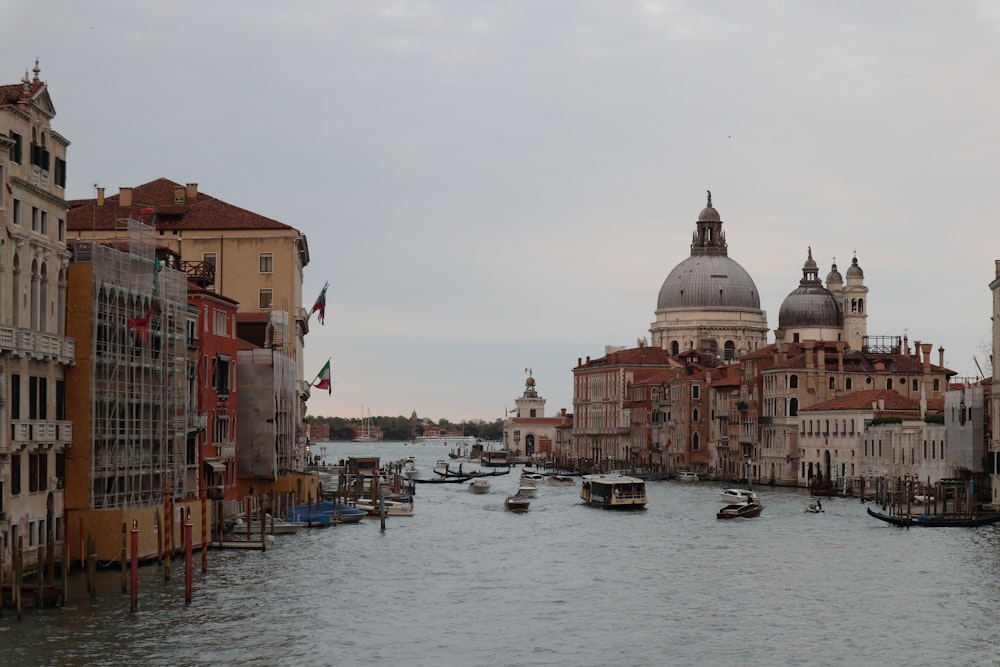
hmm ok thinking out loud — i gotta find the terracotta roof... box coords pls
[576,346,676,369]
[0,80,44,106]
[236,312,270,323]
[800,389,921,412]
[67,178,294,232]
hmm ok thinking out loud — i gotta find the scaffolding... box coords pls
[75,219,189,508]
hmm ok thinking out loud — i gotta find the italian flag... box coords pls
[313,359,332,394]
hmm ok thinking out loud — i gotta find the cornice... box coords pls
[10,176,70,209]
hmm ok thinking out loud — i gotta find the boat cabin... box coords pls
[580,475,648,509]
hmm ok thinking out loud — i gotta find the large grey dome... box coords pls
[657,255,761,309]
[656,192,761,311]
[778,248,843,328]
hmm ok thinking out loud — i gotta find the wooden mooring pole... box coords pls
[130,520,139,612]
[184,509,193,605]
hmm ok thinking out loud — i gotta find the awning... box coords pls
[204,459,226,473]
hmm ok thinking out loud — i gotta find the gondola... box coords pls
[866,506,1000,527]
[434,467,511,479]
[412,476,475,484]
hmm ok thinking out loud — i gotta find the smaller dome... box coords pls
[778,248,843,329]
[826,261,843,285]
[698,205,720,222]
[846,256,864,279]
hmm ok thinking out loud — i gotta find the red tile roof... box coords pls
[0,80,44,106]
[67,178,293,232]
[800,389,921,412]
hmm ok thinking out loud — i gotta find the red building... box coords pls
[189,285,240,501]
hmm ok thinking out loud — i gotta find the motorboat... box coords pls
[675,471,698,482]
[520,472,546,482]
[403,461,420,479]
[505,492,530,512]
[580,474,647,509]
[805,500,824,513]
[517,483,538,498]
[548,475,577,486]
[720,488,759,503]
[469,478,491,494]
[717,500,764,520]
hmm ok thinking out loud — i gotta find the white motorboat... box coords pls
[720,488,759,503]
[548,475,577,486]
[354,500,414,517]
[521,472,546,482]
[517,483,538,498]
[469,478,491,494]
[675,471,698,482]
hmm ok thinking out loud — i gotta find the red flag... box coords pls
[128,302,159,344]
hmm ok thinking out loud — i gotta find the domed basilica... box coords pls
[650,192,769,360]
[650,193,869,359]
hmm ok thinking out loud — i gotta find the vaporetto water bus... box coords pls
[580,474,648,509]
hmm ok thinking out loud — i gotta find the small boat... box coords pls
[505,492,530,512]
[675,471,698,482]
[354,500,414,517]
[403,461,420,479]
[517,483,538,498]
[520,472,546,482]
[548,475,577,486]
[469,478,491,494]
[720,488,759,503]
[805,500,824,513]
[717,500,764,520]
[580,474,647,509]
[866,506,1000,527]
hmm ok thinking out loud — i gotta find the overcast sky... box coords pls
[4,2,999,422]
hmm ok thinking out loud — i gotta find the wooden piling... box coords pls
[130,520,139,612]
[201,489,208,573]
[86,533,96,597]
[184,510,193,605]
[120,522,127,593]
[15,536,23,618]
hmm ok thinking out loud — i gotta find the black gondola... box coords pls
[866,506,1000,527]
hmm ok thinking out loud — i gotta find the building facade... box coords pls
[502,373,571,463]
[0,62,75,579]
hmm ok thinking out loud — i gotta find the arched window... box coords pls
[846,378,853,390]
[670,341,679,355]
[828,376,835,390]
[789,374,799,389]
[692,432,700,451]
[790,397,798,417]
[886,378,893,390]
[857,298,864,313]
[692,409,699,422]
[724,340,735,360]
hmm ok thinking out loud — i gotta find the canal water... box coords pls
[4,441,1000,666]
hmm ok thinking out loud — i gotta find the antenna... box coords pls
[974,356,985,380]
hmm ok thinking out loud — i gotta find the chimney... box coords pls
[914,341,921,362]
[119,187,133,208]
[185,182,198,199]
[938,346,945,368]
[995,260,1000,280]
[921,343,932,371]
[903,334,909,357]
[97,187,105,207]
[173,186,185,204]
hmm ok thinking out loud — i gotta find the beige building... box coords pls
[991,260,1000,509]
[66,179,314,480]
[0,62,75,579]
[502,373,571,462]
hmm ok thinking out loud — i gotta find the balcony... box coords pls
[5,420,73,453]
[0,325,75,363]
[188,411,207,431]
[217,442,236,461]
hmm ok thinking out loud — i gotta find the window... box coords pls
[203,253,217,272]
[793,333,800,343]
[886,378,893,390]
[213,309,228,335]
[40,211,47,235]
[31,206,38,231]
[692,385,700,399]
[259,289,272,309]
[933,379,940,392]
[692,433,700,451]
[789,375,798,389]
[724,340,735,360]
[54,157,67,188]
[846,378,853,390]
[11,453,21,494]
[259,253,273,273]
[13,198,20,225]
[58,218,65,242]
[670,341,679,355]
[9,130,22,163]
[790,397,798,417]
[829,377,835,390]
[213,354,231,394]
[529,409,536,417]
[10,374,20,419]
[692,409,699,422]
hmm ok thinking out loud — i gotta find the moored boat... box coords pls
[580,474,647,509]
[675,470,698,482]
[866,506,1000,527]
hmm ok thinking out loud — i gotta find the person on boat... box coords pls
[816,499,822,511]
